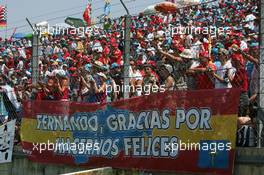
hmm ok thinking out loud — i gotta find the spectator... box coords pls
[142,64,158,95]
[229,47,250,126]
[213,48,235,89]
[158,64,175,91]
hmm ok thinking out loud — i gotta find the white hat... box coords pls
[164,64,173,74]
[94,60,104,67]
[244,24,250,28]
[97,72,107,79]
[147,47,155,52]
[147,33,154,41]
[22,77,28,81]
[180,49,193,59]
[203,38,209,43]
[168,49,174,54]
[157,30,164,37]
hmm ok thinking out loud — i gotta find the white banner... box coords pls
[0,120,16,163]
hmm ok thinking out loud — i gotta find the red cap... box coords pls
[69,67,77,71]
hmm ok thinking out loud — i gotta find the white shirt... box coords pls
[129,67,143,81]
[191,40,202,58]
[18,48,26,58]
[245,14,256,30]
[52,69,66,77]
[17,60,24,70]
[215,60,235,89]
[1,85,21,109]
[240,40,248,51]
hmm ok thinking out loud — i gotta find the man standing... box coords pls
[229,45,250,126]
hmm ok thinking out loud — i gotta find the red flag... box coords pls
[83,4,91,26]
[0,6,7,28]
[9,28,16,41]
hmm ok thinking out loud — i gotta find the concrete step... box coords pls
[1,146,264,175]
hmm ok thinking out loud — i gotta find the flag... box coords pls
[104,0,111,17]
[198,140,229,169]
[83,3,91,26]
[0,6,6,28]
[9,28,16,41]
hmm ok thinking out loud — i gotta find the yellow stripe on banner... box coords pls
[153,114,237,148]
[21,118,72,143]
[21,114,237,148]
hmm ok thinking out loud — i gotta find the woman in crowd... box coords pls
[213,48,235,89]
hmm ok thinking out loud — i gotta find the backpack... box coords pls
[236,125,257,147]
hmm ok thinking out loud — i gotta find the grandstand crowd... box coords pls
[0,0,260,145]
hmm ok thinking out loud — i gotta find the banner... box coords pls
[21,89,240,175]
[0,92,8,123]
[0,120,16,163]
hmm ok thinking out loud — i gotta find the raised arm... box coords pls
[159,49,183,62]
[240,51,259,66]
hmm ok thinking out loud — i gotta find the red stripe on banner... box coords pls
[110,89,240,115]
[23,101,107,119]
[22,142,234,175]
[23,89,240,119]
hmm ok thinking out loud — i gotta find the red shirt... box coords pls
[203,43,209,51]
[61,88,69,100]
[54,88,69,101]
[35,91,45,101]
[231,53,245,68]
[6,58,14,69]
[25,48,32,60]
[63,52,70,59]
[99,57,109,65]
[195,65,215,90]
[103,46,110,57]
[111,48,122,65]
[231,68,248,92]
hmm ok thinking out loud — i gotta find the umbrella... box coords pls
[155,2,177,14]
[25,33,33,39]
[65,17,86,28]
[13,33,26,39]
[143,5,156,15]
